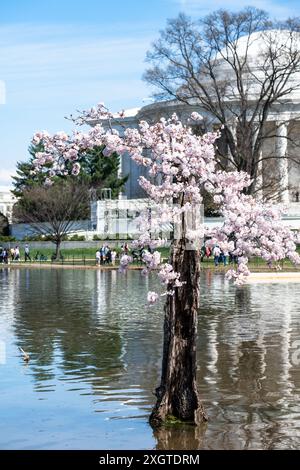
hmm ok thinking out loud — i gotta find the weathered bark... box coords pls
[150,238,207,427]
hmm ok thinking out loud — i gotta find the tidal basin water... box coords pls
[0,267,300,450]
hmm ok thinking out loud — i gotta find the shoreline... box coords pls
[2,262,300,275]
[0,262,139,270]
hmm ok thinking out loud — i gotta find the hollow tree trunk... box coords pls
[150,238,207,427]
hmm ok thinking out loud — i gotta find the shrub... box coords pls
[0,235,16,242]
[68,234,86,241]
[93,234,107,241]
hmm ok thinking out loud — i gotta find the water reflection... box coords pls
[0,267,300,449]
[154,423,207,450]
[197,273,300,449]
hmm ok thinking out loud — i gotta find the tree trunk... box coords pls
[55,240,61,260]
[150,238,207,427]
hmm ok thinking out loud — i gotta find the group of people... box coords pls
[211,245,229,267]
[95,244,117,265]
[95,243,132,266]
[201,244,237,267]
[0,244,31,264]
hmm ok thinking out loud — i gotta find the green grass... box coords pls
[10,245,171,266]
[6,244,300,271]
[23,245,169,260]
[30,247,106,260]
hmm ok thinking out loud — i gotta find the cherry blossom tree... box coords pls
[31,102,300,426]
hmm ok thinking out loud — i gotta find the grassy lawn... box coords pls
[11,245,171,265]
[6,244,300,271]
[29,247,107,261]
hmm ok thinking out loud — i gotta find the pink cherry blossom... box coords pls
[119,254,133,273]
[31,103,300,296]
[147,291,159,304]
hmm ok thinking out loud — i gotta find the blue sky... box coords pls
[0,0,299,186]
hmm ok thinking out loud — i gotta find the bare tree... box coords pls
[13,181,89,258]
[144,7,300,198]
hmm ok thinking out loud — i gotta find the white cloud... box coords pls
[0,22,154,109]
[171,0,298,18]
[1,38,149,81]
[0,21,156,170]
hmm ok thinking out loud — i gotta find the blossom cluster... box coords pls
[142,251,161,272]
[31,103,300,302]
[158,263,183,288]
[119,254,133,274]
[207,188,300,283]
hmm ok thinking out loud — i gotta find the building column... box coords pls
[275,121,289,204]
[253,126,263,201]
[118,152,124,200]
[118,126,126,200]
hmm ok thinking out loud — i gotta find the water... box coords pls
[0,267,300,450]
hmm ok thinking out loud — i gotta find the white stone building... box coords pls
[0,187,16,223]
[91,30,300,209]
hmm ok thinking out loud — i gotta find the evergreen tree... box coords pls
[12,144,127,200]
[12,143,46,198]
[78,146,128,199]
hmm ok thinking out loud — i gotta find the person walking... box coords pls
[24,244,31,262]
[14,246,20,262]
[3,248,8,264]
[100,244,106,264]
[212,245,221,267]
[205,246,211,259]
[111,250,117,266]
[95,249,101,266]
[106,246,112,264]
[10,247,15,261]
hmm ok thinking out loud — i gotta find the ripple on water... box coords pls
[1,268,300,449]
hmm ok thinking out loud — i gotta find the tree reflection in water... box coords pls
[0,267,300,449]
[154,423,207,450]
